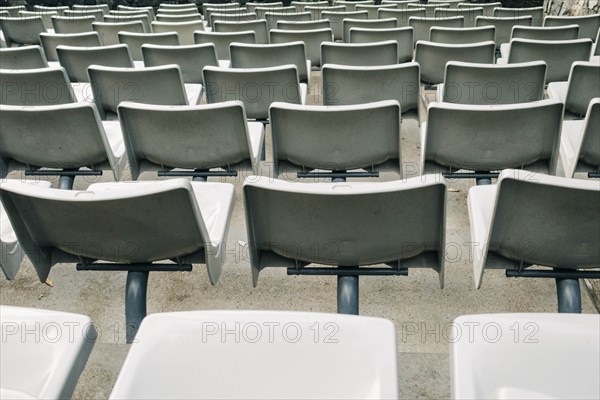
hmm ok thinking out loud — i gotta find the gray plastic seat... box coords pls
[457,1,501,17]
[437,61,546,104]
[205,7,247,23]
[0,5,25,17]
[103,14,151,33]
[381,0,420,8]
[52,15,97,34]
[270,100,402,178]
[210,12,258,28]
[277,19,331,30]
[118,101,264,180]
[0,16,46,47]
[429,25,495,44]
[502,38,593,83]
[57,44,134,83]
[109,310,398,399]
[421,99,563,176]
[355,3,397,19]
[152,20,204,45]
[247,2,283,13]
[255,5,295,20]
[305,4,346,20]
[468,169,600,309]
[560,97,600,178]
[434,7,483,27]
[264,11,312,32]
[142,43,219,84]
[270,28,333,68]
[194,30,255,61]
[348,27,413,63]
[18,10,58,31]
[322,10,368,41]
[0,67,76,106]
[93,21,145,46]
[117,6,156,21]
[0,178,235,342]
[0,45,48,69]
[493,6,543,27]
[342,18,397,43]
[202,2,240,16]
[0,102,126,181]
[321,41,399,67]
[72,4,110,15]
[475,16,532,49]
[34,5,69,16]
[155,13,202,23]
[292,0,329,13]
[414,40,495,85]
[214,19,268,44]
[548,61,600,120]
[204,65,305,120]
[0,306,96,399]
[544,14,600,42]
[407,2,449,18]
[499,24,580,58]
[88,64,197,119]
[409,16,464,45]
[40,32,101,62]
[118,31,179,61]
[230,41,310,84]
[378,8,426,28]
[322,62,420,123]
[336,0,374,12]
[64,9,105,22]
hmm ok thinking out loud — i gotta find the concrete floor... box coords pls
[1,71,598,399]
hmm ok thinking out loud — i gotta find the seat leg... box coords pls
[58,174,76,190]
[555,277,582,313]
[337,274,359,315]
[475,171,492,186]
[125,271,149,343]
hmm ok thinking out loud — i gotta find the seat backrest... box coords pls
[510,24,580,41]
[103,14,151,33]
[434,7,483,27]
[458,2,501,17]
[40,32,101,62]
[88,65,188,119]
[255,5,295,19]
[210,12,257,28]
[156,13,203,23]
[409,16,464,44]
[543,14,600,41]
[381,0,420,9]
[0,17,46,47]
[269,28,333,67]
[322,10,368,40]
[270,100,402,175]
[205,7,247,24]
[72,4,110,15]
[56,44,134,83]
[336,0,374,12]
[321,41,398,67]
[18,11,58,30]
[142,43,218,84]
[264,11,311,31]
[52,15,97,34]
[577,98,600,170]
[0,102,117,175]
[33,5,69,16]
[429,26,495,44]
[247,2,284,13]
[0,5,25,17]
[415,40,495,85]
[243,175,446,283]
[350,27,413,63]
[507,38,593,83]
[408,2,449,17]
[564,62,600,119]
[0,45,48,69]
[475,16,533,48]
[322,62,420,115]
[203,65,301,120]
[355,4,397,19]
[0,67,75,106]
[64,9,105,21]
[277,19,330,30]
[93,21,145,46]
[203,2,240,16]
[117,6,156,20]
[292,1,329,12]
[230,42,309,83]
[305,5,345,20]
[118,101,254,180]
[442,60,546,104]
[152,20,205,45]
[214,19,269,44]
[378,7,426,28]
[342,17,397,43]
[423,99,563,173]
[194,30,256,60]
[118,31,179,61]
[493,6,544,27]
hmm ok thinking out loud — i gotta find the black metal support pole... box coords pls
[125,271,149,343]
[555,277,582,313]
[337,274,359,315]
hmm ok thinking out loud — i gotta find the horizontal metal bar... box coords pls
[588,172,600,178]
[287,267,408,276]
[506,269,600,279]
[442,172,499,179]
[76,263,192,272]
[158,170,237,177]
[26,169,102,176]
[297,171,379,179]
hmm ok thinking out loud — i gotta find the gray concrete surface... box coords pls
[1,71,597,399]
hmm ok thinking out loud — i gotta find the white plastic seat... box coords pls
[203,65,306,120]
[93,21,145,46]
[356,3,397,19]
[378,8,425,28]
[270,100,402,178]
[40,31,101,62]
[547,61,600,120]
[322,10,368,41]
[264,11,312,32]
[205,7,248,25]
[421,100,563,176]
[0,67,76,106]
[277,19,331,30]
[209,12,257,28]
[118,31,179,61]
[336,0,374,12]
[52,15,97,34]
[88,64,199,120]
[18,10,58,31]
[0,5,25,17]
[493,6,543,26]
[117,6,156,21]
[381,0,420,8]
[348,27,413,63]
[103,14,151,33]
[247,2,283,13]
[155,13,202,23]
[72,4,110,15]
[0,16,46,47]
[270,28,333,68]
[409,16,464,45]
[202,2,239,16]
[451,313,600,400]
[560,98,600,178]
[543,14,600,42]
[213,19,268,44]
[151,20,204,45]
[0,305,97,399]
[475,16,532,50]
[0,45,48,69]
[342,17,397,43]
[407,2,449,18]
[292,0,329,13]
[457,2,501,17]
[434,7,483,27]
[117,101,264,179]
[194,30,255,61]
[56,44,134,84]
[110,310,398,399]
[429,25,495,44]
[499,24,580,58]
[142,43,220,84]
[321,41,398,66]
[305,5,346,20]
[255,5,295,20]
